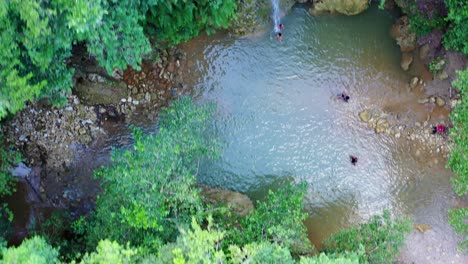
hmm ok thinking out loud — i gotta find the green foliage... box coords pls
[0,0,103,118]
[299,249,363,264]
[86,97,219,250]
[1,236,59,264]
[147,0,237,46]
[229,242,295,264]
[428,57,447,75]
[443,0,468,54]
[449,208,468,252]
[78,240,137,264]
[323,210,412,264]
[224,182,313,255]
[448,71,468,251]
[378,0,386,10]
[154,216,226,263]
[394,0,446,35]
[448,70,468,196]
[0,204,14,248]
[86,1,151,73]
[0,133,20,197]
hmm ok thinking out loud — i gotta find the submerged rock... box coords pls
[201,186,254,216]
[309,0,369,16]
[410,77,419,89]
[401,52,413,71]
[358,110,371,122]
[391,16,416,52]
[414,223,432,233]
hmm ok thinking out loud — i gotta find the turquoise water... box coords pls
[181,5,456,245]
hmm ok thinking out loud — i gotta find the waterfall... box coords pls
[271,0,281,32]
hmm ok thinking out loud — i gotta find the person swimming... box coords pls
[278,23,285,31]
[350,155,358,165]
[276,32,282,41]
[338,92,350,102]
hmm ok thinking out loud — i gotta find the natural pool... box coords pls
[180,4,464,259]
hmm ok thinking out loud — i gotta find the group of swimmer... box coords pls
[276,23,285,41]
[336,92,358,165]
[336,90,449,165]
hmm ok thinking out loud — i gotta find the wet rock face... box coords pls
[401,52,414,71]
[391,16,417,52]
[232,0,296,35]
[309,0,369,16]
[73,76,127,106]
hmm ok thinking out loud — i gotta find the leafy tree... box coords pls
[153,216,226,263]
[224,182,313,255]
[322,210,412,264]
[1,236,59,264]
[394,0,447,35]
[0,133,21,197]
[86,97,219,250]
[0,0,104,118]
[229,242,295,264]
[78,240,137,264]
[443,0,468,54]
[146,0,237,46]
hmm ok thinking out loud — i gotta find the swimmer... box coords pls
[338,92,350,102]
[276,32,282,41]
[350,155,358,165]
[278,23,285,31]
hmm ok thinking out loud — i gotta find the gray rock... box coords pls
[99,107,107,114]
[11,163,31,178]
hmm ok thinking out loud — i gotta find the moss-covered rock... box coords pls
[309,0,369,16]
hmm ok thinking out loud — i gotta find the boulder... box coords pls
[74,77,127,106]
[435,97,445,107]
[391,16,416,52]
[201,187,254,216]
[375,119,389,134]
[410,77,419,89]
[419,44,430,60]
[309,0,369,16]
[414,223,432,233]
[400,52,413,71]
[358,110,371,122]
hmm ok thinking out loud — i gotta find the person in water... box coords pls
[278,23,285,31]
[276,32,282,41]
[350,155,358,165]
[432,124,447,135]
[338,92,350,102]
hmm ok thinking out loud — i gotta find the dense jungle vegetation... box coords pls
[0,0,467,263]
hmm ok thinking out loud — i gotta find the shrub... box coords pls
[323,210,412,264]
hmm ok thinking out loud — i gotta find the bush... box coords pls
[448,70,468,196]
[323,210,412,264]
[443,0,468,54]
[86,97,219,250]
[1,236,59,264]
[224,182,314,256]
